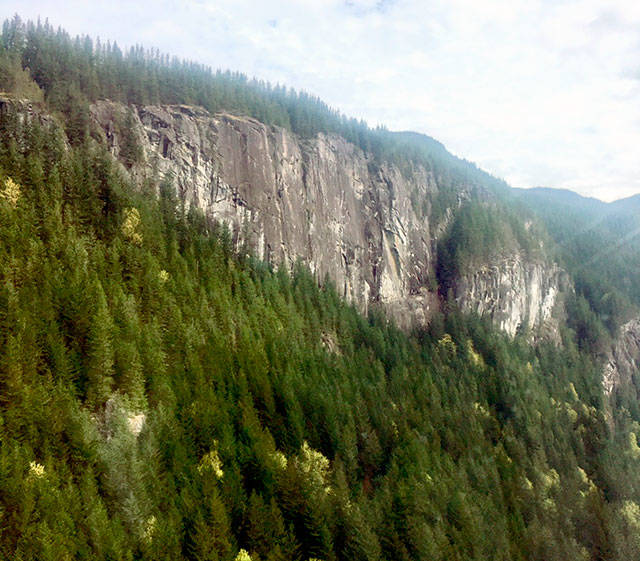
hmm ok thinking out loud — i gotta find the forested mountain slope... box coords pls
[2,14,640,561]
[1,15,567,337]
[1,84,638,561]
[85,99,564,336]
[514,186,640,424]
[513,186,640,330]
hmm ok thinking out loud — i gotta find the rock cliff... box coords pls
[455,257,568,336]
[603,319,640,396]
[89,100,564,332]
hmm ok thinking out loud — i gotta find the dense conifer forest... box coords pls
[0,16,511,192]
[2,14,640,561]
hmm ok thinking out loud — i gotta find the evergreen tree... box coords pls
[85,279,115,408]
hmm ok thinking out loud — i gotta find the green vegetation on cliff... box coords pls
[0,15,508,193]
[2,14,640,561]
[435,200,545,296]
[1,82,640,561]
[514,188,640,350]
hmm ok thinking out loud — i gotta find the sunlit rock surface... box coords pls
[455,256,567,337]
[604,318,640,395]
[90,100,563,333]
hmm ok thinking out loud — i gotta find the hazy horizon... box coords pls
[5,0,640,202]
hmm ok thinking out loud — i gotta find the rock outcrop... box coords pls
[603,319,640,396]
[89,100,564,332]
[455,257,568,336]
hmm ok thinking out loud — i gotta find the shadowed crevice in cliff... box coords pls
[435,200,566,337]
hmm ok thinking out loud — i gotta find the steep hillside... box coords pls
[0,16,573,337]
[2,85,640,561]
[514,187,640,400]
[3,15,640,561]
[87,100,563,334]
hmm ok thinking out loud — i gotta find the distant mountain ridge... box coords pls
[513,186,640,213]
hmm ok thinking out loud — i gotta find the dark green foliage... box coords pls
[0,15,510,200]
[118,108,142,168]
[84,279,115,408]
[436,200,543,294]
[0,104,639,561]
[1,15,640,561]
[514,187,640,337]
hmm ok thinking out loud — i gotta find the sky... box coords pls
[4,0,640,201]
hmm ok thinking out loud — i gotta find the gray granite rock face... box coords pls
[90,100,563,333]
[604,319,640,396]
[455,256,568,337]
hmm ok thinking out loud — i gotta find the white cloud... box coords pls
[5,0,640,200]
